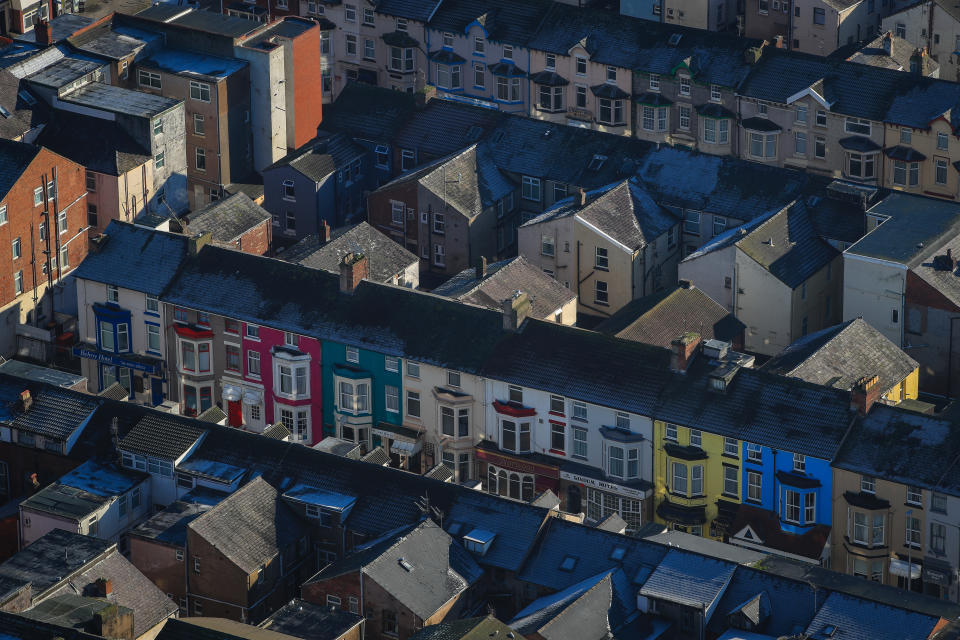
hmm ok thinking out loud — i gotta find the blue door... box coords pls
[151,377,164,406]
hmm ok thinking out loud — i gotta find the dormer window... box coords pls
[545,53,556,70]
[575,56,587,76]
[442,32,454,47]
[474,36,485,54]
[679,77,691,96]
[503,44,513,60]
[463,529,496,555]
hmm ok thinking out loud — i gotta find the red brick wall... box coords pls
[186,527,249,620]
[367,181,420,260]
[232,218,272,255]
[0,147,88,308]
[301,571,362,612]
[907,270,960,313]
[290,23,324,149]
[128,537,187,609]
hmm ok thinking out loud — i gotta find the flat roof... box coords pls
[27,56,104,89]
[141,48,247,79]
[0,360,86,388]
[60,82,182,118]
[847,192,960,265]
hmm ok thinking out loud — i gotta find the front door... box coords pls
[227,400,243,427]
[150,377,164,406]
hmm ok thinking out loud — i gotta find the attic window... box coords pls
[821,626,837,638]
[463,528,496,556]
[668,33,682,46]
[559,555,578,571]
[18,90,36,106]
[610,546,626,561]
[0,105,9,119]
[588,154,607,171]
[398,558,413,572]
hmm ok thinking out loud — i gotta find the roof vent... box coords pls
[398,558,413,572]
[559,555,578,571]
[588,154,607,171]
[668,33,682,46]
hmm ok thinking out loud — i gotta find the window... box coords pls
[757,101,768,116]
[442,32,454,47]
[474,36,484,54]
[723,466,738,496]
[689,429,702,448]
[385,385,399,412]
[665,423,678,441]
[758,0,768,12]
[723,437,738,456]
[522,176,541,201]
[346,34,357,56]
[937,158,948,185]
[933,493,948,513]
[598,99,625,126]
[813,6,825,23]
[861,475,875,493]
[906,516,921,548]
[615,412,630,430]
[11,237,19,260]
[713,215,726,237]
[938,132,949,150]
[893,160,920,186]
[572,427,587,458]
[277,363,308,397]
[138,70,161,89]
[871,513,884,546]
[362,6,374,24]
[795,104,808,123]
[401,150,416,172]
[747,471,761,502]
[907,486,923,505]
[785,489,802,523]
[793,453,805,472]
[814,136,826,159]
[364,38,375,60]
[147,323,161,352]
[0,205,5,225]
[551,423,565,451]
[795,131,807,155]
[13,269,22,296]
[406,390,420,418]
[805,492,816,524]
[745,443,761,463]
[672,462,688,494]
[433,212,445,234]
[189,81,210,102]
[684,210,700,235]
[344,3,356,19]
[407,361,420,379]
[692,465,703,495]
[702,117,729,144]
[436,63,462,89]
[679,77,691,96]
[931,522,946,554]
[710,84,722,102]
[576,56,587,75]
[225,344,241,372]
[195,147,206,171]
[595,247,609,270]
[678,105,690,130]
[844,117,871,136]
[640,105,665,131]
[88,204,98,227]
[595,280,608,305]
[749,132,777,158]
[901,128,912,144]
[848,152,875,179]
[447,371,461,387]
[572,401,587,420]
[495,76,520,102]
[501,420,530,452]
[155,151,165,170]
[538,85,563,112]
[107,284,119,303]
[346,346,359,363]
[338,380,369,413]
[434,244,445,267]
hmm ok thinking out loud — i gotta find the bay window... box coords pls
[608,446,624,477]
[390,47,414,72]
[893,160,919,186]
[749,132,777,159]
[641,106,667,132]
[598,99,625,126]
[848,152,876,179]
[691,464,703,495]
[182,382,213,416]
[538,85,563,112]
[437,64,462,90]
[179,340,211,374]
[785,490,802,523]
[496,76,521,102]
[501,419,530,453]
[672,462,687,494]
[275,356,309,400]
[338,380,370,413]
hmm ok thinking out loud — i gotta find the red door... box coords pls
[227,400,243,427]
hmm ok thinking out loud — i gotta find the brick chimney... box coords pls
[339,252,368,294]
[320,220,331,243]
[20,390,32,412]
[851,375,881,415]
[188,231,212,256]
[96,578,113,597]
[577,188,587,206]
[502,291,531,331]
[670,332,701,373]
[475,256,488,280]
[93,603,135,640]
[34,19,52,46]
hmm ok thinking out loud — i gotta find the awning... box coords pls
[776,470,821,489]
[889,558,922,579]
[843,490,890,510]
[923,556,954,585]
[530,70,569,86]
[634,92,673,107]
[663,442,708,461]
[838,136,881,152]
[697,103,735,119]
[223,384,242,402]
[391,440,422,455]
[885,145,927,162]
[742,117,782,133]
[590,83,630,99]
[242,390,261,405]
[489,61,526,77]
[382,30,418,47]
[429,49,465,64]
[599,426,645,443]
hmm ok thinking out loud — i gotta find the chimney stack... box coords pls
[20,390,32,412]
[502,291,531,331]
[96,578,113,597]
[851,375,881,415]
[188,232,212,256]
[475,256,488,280]
[670,333,701,373]
[883,31,893,55]
[339,252,369,294]
[320,220,331,243]
[34,20,52,46]
[577,188,587,206]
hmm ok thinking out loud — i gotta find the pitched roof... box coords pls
[259,599,364,640]
[282,221,418,283]
[361,520,483,619]
[320,82,417,142]
[35,111,151,176]
[184,192,271,244]
[375,0,443,21]
[188,477,306,574]
[597,284,744,348]
[909,230,960,308]
[266,133,366,183]
[392,98,504,162]
[762,318,918,394]
[0,137,41,202]
[159,617,304,640]
[847,34,936,74]
[687,200,839,289]
[433,256,575,320]
[10,386,99,441]
[118,412,207,460]
[803,591,942,640]
[71,221,192,295]
[0,529,112,596]
[407,616,518,640]
[428,0,553,46]
[162,245,506,372]
[639,549,736,614]
[0,70,47,141]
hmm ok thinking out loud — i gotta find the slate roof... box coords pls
[847,192,960,265]
[0,70,47,141]
[833,404,960,495]
[129,489,227,546]
[379,143,513,220]
[407,616,519,640]
[158,617,302,640]
[803,591,942,640]
[847,34,935,74]
[393,98,504,162]
[71,221,191,295]
[375,0,443,21]
[687,200,839,289]
[597,284,744,348]
[136,7,263,37]
[360,520,483,619]
[259,599,364,640]
[189,477,306,574]
[162,244,506,372]
[511,569,637,640]
[433,256,575,319]
[35,112,151,176]
[118,412,207,460]
[282,221,417,283]
[762,318,918,394]
[320,82,417,142]
[444,491,549,572]
[639,549,736,615]
[0,529,111,596]
[428,0,552,46]
[0,138,41,202]
[909,231,960,308]
[527,3,762,88]
[266,133,366,183]
[184,192,271,244]
[11,387,99,441]
[0,611,104,640]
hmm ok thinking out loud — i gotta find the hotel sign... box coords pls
[560,470,647,499]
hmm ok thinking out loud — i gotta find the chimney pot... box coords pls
[339,252,369,294]
[851,374,881,415]
[502,291,531,331]
[20,390,32,411]
[476,256,488,280]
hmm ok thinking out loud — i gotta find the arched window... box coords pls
[522,476,534,502]
[509,473,521,499]
[488,466,498,494]
[498,470,508,497]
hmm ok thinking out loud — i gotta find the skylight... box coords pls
[588,154,607,171]
[609,546,626,561]
[559,555,578,571]
[18,90,36,106]
[398,558,413,572]
[668,33,682,46]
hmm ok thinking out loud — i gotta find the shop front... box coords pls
[476,440,560,503]
[560,460,652,535]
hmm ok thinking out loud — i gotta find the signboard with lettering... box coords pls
[72,346,159,374]
[560,470,647,499]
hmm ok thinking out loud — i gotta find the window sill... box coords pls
[595,266,609,272]
[548,449,566,456]
[905,502,923,509]
[722,492,739,499]
[594,300,609,307]
[721,453,740,461]
[745,498,762,505]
